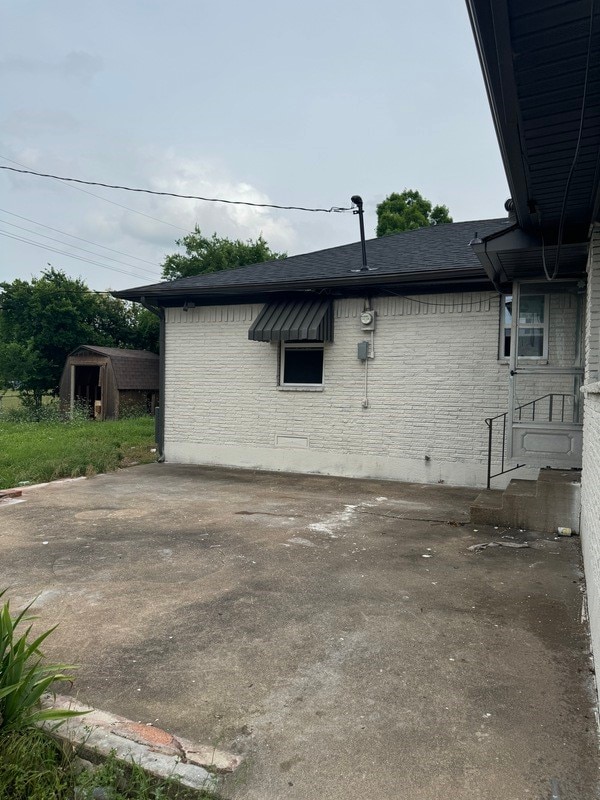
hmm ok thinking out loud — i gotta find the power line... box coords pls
[0,164,354,213]
[0,154,191,233]
[0,289,154,301]
[0,218,158,279]
[0,229,158,281]
[0,207,161,267]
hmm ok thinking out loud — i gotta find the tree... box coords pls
[0,269,158,406]
[127,305,160,353]
[162,227,286,280]
[376,190,452,237]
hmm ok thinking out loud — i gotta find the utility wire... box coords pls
[0,207,160,268]
[382,287,499,308]
[0,153,191,234]
[0,164,354,214]
[0,229,159,281]
[0,219,158,279]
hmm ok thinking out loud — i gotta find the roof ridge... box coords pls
[165,217,509,287]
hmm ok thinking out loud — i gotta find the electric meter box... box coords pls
[360,309,376,330]
[357,341,370,361]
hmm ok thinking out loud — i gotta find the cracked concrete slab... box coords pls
[1,463,598,800]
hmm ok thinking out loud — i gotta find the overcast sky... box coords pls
[0,0,509,291]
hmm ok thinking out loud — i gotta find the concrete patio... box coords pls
[0,463,597,799]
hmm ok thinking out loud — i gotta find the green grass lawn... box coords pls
[0,416,156,490]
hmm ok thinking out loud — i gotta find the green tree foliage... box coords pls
[162,226,286,280]
[376,190,452,237]
[0,269,158,406]
[128,306,160,353]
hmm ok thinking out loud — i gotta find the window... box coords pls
[280,342,324,386]
[500,294,548,360]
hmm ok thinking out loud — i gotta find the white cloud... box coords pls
[80,151,300,273]
[0,145,352,291]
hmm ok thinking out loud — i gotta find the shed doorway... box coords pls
[73,365,101,418]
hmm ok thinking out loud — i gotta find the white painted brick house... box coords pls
[117,217,586,491]
[163,292,508,487]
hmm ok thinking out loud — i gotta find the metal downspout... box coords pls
[140,297,165,462]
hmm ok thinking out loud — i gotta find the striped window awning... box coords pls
[248,300,333,342]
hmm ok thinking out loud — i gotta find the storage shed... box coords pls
[59,345,159,420]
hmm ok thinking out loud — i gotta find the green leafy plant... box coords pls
[0,590,83,732]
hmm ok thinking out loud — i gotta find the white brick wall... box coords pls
[163,292,518,487]
[585,229,600,384]
[581,227,600,664]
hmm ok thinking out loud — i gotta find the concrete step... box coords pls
[538,467,581,485]
[471,489,504,509]
[470,490,505,525]
[503,479,537,498]
[470,469,581,533]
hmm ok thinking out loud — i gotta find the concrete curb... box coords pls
[41,694,243,795]
[11,476,87,493]
[0,477,88,508]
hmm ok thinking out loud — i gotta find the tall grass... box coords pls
[0,728,72,800]
[0,415,156,490]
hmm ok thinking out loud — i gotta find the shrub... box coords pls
[0,591,83,732]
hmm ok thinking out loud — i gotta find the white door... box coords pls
[507,281,584,468]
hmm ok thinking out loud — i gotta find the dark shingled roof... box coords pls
[115,218,512,301]
[70,346,158,391]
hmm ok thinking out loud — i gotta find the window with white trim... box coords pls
[500,294,548,360]
[279,341,324,386]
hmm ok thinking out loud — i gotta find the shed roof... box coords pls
[69,346,159,391]
[114,218,511,303]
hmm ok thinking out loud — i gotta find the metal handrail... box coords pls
[484,393,575,489]
[514,392,570,423]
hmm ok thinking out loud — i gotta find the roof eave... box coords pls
[114,267,491,304]
[465,0,535,230]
